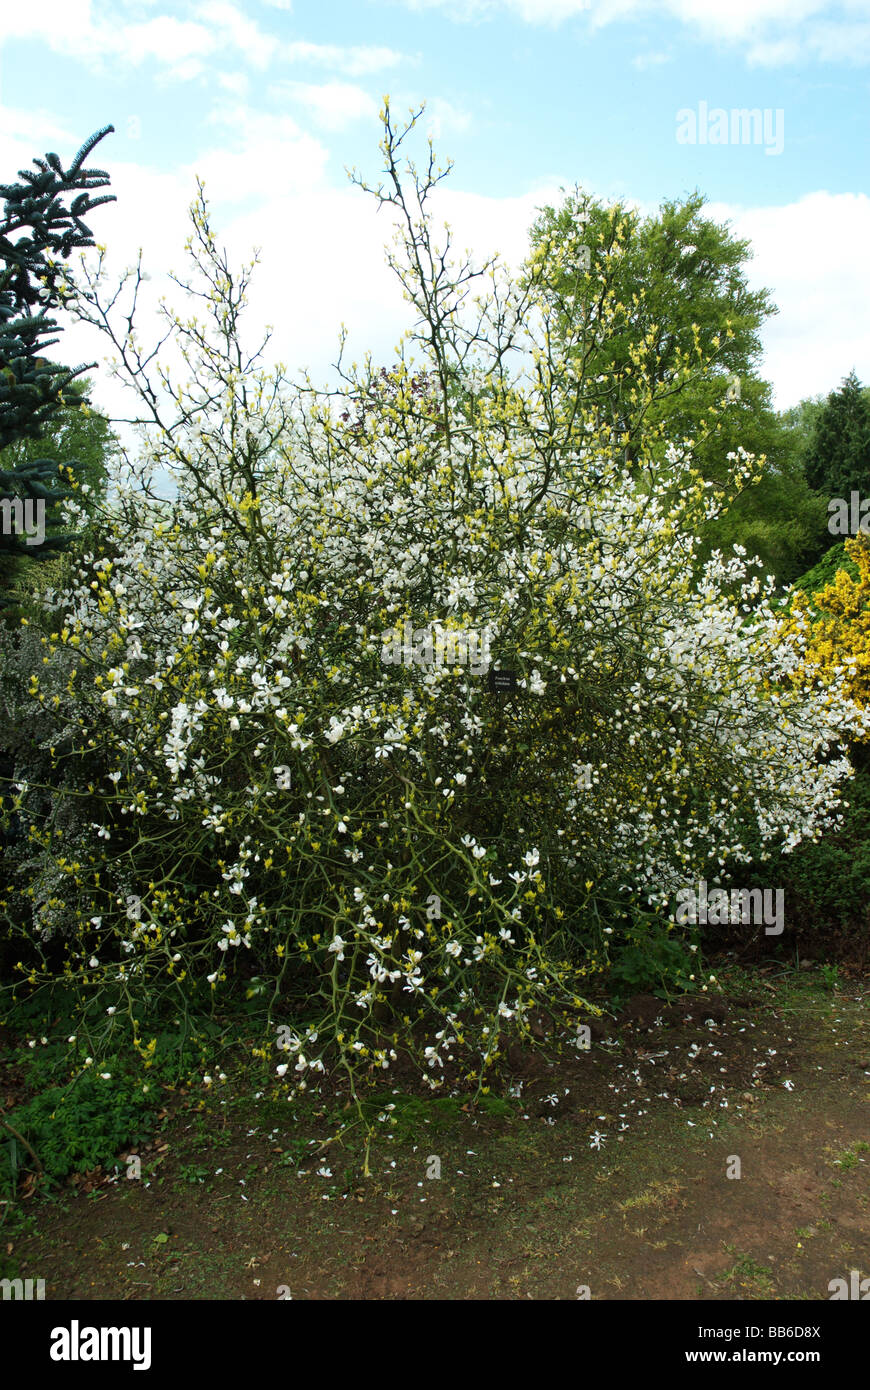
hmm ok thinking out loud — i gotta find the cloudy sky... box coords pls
[1,0,869,429]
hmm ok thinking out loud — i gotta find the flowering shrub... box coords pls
[778,535,870,725]
[1,105,864,1142]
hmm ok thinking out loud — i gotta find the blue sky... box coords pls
[1,0,868,421]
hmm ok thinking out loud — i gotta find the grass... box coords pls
[718,1250,777,1298]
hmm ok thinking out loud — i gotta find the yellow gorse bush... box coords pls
[779,536,870,726]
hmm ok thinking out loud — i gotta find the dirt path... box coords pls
[6,970,869,1299]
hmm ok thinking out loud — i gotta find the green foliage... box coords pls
[788,540,858,607]
[0,125,115,448]
[605,914,700,1000]
[524,187,823,586]
[0,375,115,506]
[779,392,827,455]
[818,962,840,992]
[766,766,870,934]
[0,375,118,611]
[524,187,773,469]
[1,1055,152,1200]
[773,378,870,576]
[0,125,115,599]
[804,370,870,499]
[700,408,827,589]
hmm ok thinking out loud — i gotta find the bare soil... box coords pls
[5,965,868,1300]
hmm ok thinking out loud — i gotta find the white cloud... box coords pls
[745,37,803,65]
[396,0,870,64]
[805,18,870,60]
[270,81,380,132]
[192,2,278,68]
[10,94,866,455]
[0,106,76,154]
[14,151,197,436]
[222,176,870,413]
[631,50,671,69]
[195,103,330,198]
[281,40,412,75]
[420,96,473,138]
[22,141,565,446]
[705,191,870,406]
[217,71,251,96]
[119,16,218,66]
[394,0,497,17]
[6,0,870,74]
[0,7,414,84]
[0,1,281,78]
[665,0,830,42]
[0,0,94,43]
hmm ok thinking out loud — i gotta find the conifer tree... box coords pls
[804,369,870,500]
[0,125,115,592]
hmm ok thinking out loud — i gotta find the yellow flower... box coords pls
[779,536,870,732]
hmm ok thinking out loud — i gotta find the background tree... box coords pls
[522,188,826,587]
[803,370,870,499]
[523,189,772,472]
[0,374,119,598]
[705,407,828,588]
[779,391,827,459]
[769,376,870,576]
[0,125,115,601]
